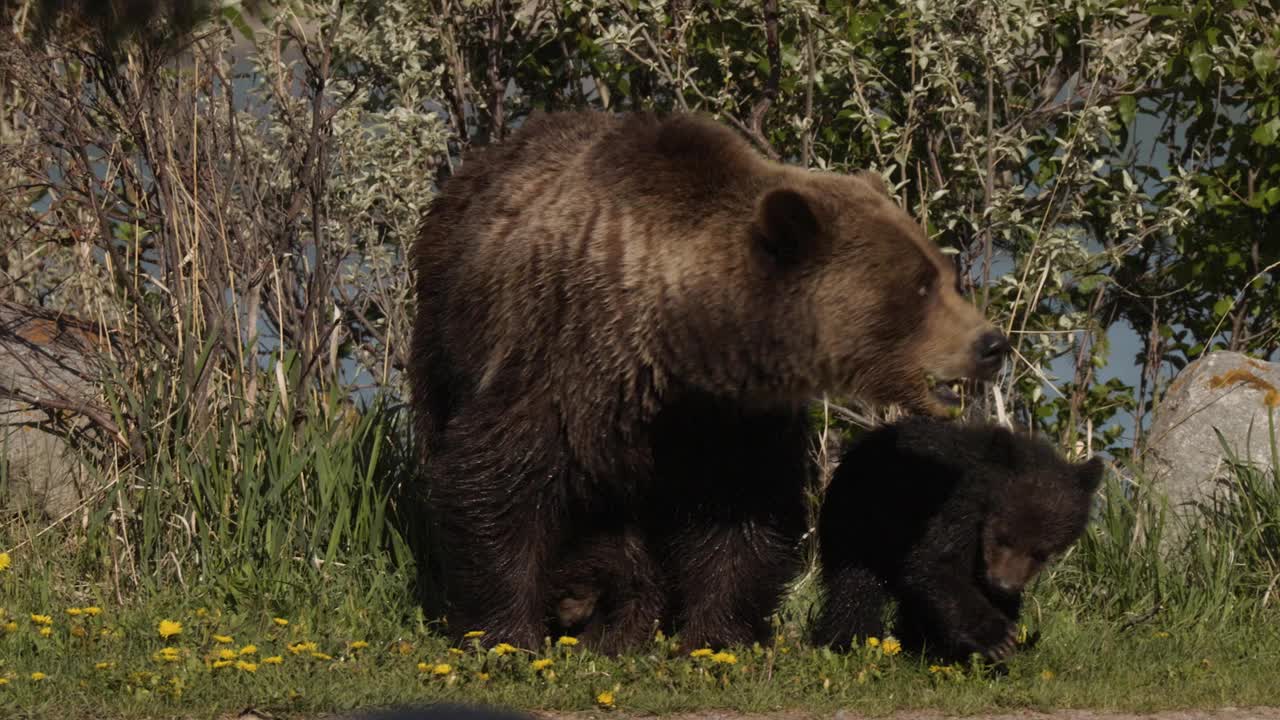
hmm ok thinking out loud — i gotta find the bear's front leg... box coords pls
[663,517,805,650]
[895,572,1019,662]
[649,404,811,651]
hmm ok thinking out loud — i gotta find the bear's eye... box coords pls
[916,284,929,297]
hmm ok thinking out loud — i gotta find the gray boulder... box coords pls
[1143,351,1279,517]
[0,302,108,520]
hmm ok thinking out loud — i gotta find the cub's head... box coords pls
[975,429,1104,596]
[749,169,1009,416]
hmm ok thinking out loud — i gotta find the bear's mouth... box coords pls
[926,375,963,408]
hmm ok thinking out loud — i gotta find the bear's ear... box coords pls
[1076,456,1104,494]
[753,187,822,266]
[853,170,892,199]
[984,426,1019,465]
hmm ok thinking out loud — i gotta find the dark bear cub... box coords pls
[812,417,1103,662]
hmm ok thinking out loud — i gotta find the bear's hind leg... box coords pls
[811,564,890,651]
[426,419,570,650]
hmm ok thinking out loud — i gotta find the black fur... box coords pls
[812,417,1102,662]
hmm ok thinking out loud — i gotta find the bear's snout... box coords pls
[973,330,1011,379]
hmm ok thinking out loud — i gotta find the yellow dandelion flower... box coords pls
[531,658,554,671]
[273,617,289,627]
[0,552,10,572]
[1153,631,1170,638]
[557,636,579,647]
[217,649,236,660]
[39,627,52,637]
[432,663,451,675]
[239,644,257,656]
[882,637,902,656]
[71,626,87,638]
[263,656,283,665]
[195,608,208,618]
[1040,670,1055,681]
[0,678,7,686]
[287,641,317,655]
[492,642,517,656]
[157,619,182,639]
[154,647,181,662]
[690,648,713,658]
[236,660,258,673]
[349,640,369,650]
[417,662,430,673]
[476,672,490,682]
[929,664,943,674]
[448,647,464,656]
[65,608,82,617]
[463,630,485,639]
[311,652,332,661]
[30,672,47,681]
[711,651,737,665]
[30,614,52,626]
[212,660,233,669]
[213,634,233,644]
[596,690,615,708]
[95,662,113,670]
[2,622,15,633]
[866,636,880,648]
[82,607,102,617]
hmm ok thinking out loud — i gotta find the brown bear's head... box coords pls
[750,169,1010,416]
[976,432,1104,595]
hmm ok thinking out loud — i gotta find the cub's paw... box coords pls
[980,621,1020,662]
[952,616,1019,663]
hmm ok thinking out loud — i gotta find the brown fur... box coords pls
[409,110,1007,652]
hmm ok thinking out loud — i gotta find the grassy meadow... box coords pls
[1,391,1279,720]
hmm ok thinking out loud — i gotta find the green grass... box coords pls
[2,394,1280,719]
[0,562,1278,720]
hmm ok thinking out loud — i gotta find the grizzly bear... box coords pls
[545,526,665,653]
[811,417,1103,662]
[410,109,1010,652]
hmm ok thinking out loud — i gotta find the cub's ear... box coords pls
[984,426,1019,465]
[1076,456,1105,493]
[753,187,822,265]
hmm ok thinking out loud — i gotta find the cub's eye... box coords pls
[917,284,929,297]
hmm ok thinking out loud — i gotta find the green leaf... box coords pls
[1118,95,1137,126]
[1146,5,1187,17]
[1253,47,1278,77]
[1251,117,1280,146]
[1266,186,1280,208]
[1191,50,1213,84]
[1213,296,1233,318]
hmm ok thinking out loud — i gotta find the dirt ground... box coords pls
[538,710,1280,720]
[274,707,1280,720]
